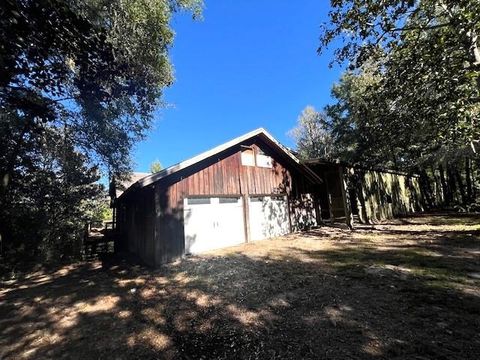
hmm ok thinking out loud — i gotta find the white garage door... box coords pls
[248,195,290,241]
[184,197,245,254]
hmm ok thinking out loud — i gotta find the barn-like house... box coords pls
[113,128,423,267]
[113,129,322,266]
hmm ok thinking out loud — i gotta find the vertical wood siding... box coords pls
[355,169,423,223]
[119,140,312,266]
[120,186,156,266]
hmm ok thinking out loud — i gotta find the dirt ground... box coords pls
[1,213,479,359]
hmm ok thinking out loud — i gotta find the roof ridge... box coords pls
[117,128,321,198]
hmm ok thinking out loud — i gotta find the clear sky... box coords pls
[133,0,342,172]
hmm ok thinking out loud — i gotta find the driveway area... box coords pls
[1,213,479,359]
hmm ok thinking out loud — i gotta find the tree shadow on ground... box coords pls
[1,215,480,359]
[379,212,480,226]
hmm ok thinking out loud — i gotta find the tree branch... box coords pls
[390,22,452,33]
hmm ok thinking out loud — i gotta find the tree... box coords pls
[320,1,480,209]
[288,106,335,160]
[320,1,480,70]
[319,0,480,155]
[325,63,426,169]
[0,0,202,262]
[0,121,103,261]
[150,160,163,173]
[1,0,202,192]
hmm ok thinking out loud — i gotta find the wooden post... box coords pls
[339,166,354,229]
[324,175,335,224]
[314,193,323,225]
[112,206,116,230]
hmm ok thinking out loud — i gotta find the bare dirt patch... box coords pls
[1,213,479,359]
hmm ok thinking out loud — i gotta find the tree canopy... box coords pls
[319,0,480,162]
[288,106,334,160]
[0,0,201,263]
[1,0,202,183]
[150,160,163,173]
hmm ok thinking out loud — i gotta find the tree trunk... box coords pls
[390,146,398,170]
[447,164,457,204]
[454,167,467,206]
[431,165,442,207]
[473,158,478,200]
[438,163,450,206]
[419,169,433,209]
[467,29,480,67]
[465,157,473,203]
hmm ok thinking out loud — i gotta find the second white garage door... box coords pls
[184,197,245,254]
[248,195,290,241]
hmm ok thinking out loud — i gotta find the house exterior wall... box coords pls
[116,186,156,266]
[161,143,293,198]
[289,193,318,231]
[117,138,316,266]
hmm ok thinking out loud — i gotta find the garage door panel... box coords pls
[216,198,245,249]
[248,197,265,241]
[267,197,290,237]
[184,197,245,254]
[249,196,289,241]
[184,202,217,254]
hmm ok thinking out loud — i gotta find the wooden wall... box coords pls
[289,193,318,231]
[118,138,314,266]
[116,186,156,266]
[307,163,424,225]
[354,169,423,223]
[162,144,293,199]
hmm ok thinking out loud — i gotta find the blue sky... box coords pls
[133,0,342,172]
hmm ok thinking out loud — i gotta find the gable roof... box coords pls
[118,128,322,198]
[115,172,150,198]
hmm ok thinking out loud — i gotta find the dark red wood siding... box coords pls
[118,138,313,266]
